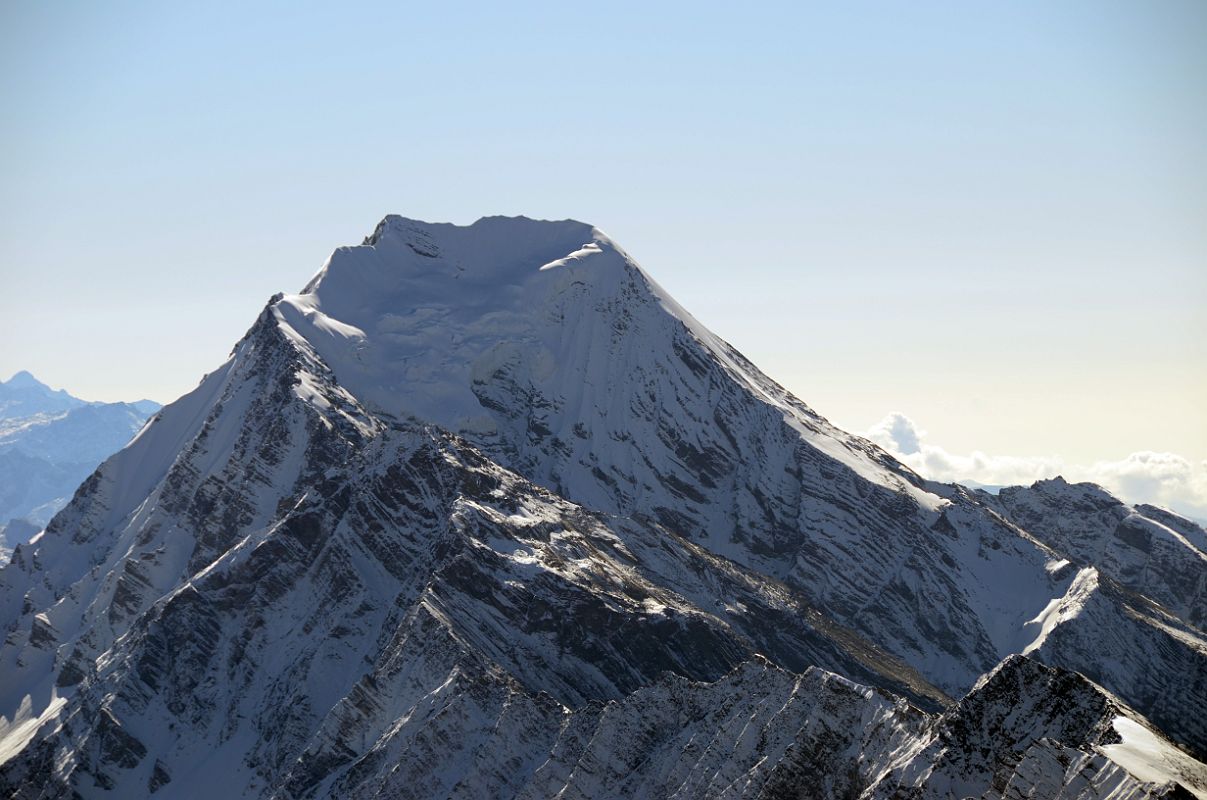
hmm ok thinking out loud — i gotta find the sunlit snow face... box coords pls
[4,3,1204,484]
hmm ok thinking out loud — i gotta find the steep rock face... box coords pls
[1,216,1205,798]
[991,478,1207,630]
[271,216,1207,742]
[864,655,1207,799]
[0,306,374,711]
[1023,569,1207,758]
[0,412,948,796]
[982,479,1207,752]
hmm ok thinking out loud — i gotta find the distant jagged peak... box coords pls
[1028,474,1115,499]
[0,370,88,420]
[2,370,72,397]
[130,399,162,415]
[996,476,1127,519]
[4,370,49,390]
[0,371,160,413]
[0,369,162,419]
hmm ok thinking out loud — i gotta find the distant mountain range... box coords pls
[0,217,1204,798]
[0,371,159,554]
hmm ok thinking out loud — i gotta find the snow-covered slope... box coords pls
[989,477,1207,630]
[0,216,1203,798]
[276,215,1206,746]
[0,372,160,532]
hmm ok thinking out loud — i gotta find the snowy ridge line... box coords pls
[1,215,1206,798]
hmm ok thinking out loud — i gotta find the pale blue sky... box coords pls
[2,1,1204,470]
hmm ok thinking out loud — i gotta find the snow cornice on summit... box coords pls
[304,215,613,294]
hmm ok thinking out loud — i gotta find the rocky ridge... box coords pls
[0,216,1203,798]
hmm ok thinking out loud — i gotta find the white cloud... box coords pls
[866,412,1207,522]
[866,412,924,456]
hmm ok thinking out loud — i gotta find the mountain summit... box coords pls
[4,371,48,390]
[1,217,1204,799]
[0,370,85,419]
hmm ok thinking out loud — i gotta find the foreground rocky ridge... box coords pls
[1,216,1204,798]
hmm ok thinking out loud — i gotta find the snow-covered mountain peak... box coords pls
[4,217,1206,797]
[277,214,643,436]
[269,215,948,528]
[0,370,84,417]
[1029,475,1113,500]
[326,214,613,289]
